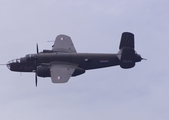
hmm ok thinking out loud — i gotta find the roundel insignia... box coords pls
[57,76,61,80]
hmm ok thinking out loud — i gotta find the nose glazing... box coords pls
[6,63,11,70]
[6,58,21,70]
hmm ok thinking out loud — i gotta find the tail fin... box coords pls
[118,32,136,69]
[119,32,134,49]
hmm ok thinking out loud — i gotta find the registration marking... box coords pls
[100,60,109,63]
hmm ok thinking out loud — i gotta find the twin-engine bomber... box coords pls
[6,32,145,86]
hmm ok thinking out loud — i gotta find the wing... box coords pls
[119,32,134,49]
[52,35,77,53]
[50,64,77,83]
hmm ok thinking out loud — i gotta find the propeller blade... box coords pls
[35,72,38,87]
[36,43,39,53]
[35,44,39,87]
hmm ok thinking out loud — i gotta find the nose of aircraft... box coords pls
[6,57,36,72]
[6,59,21,71]
[6,63,10,70]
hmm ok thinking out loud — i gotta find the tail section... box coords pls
[118,47,135,68]
[117,32,142,69]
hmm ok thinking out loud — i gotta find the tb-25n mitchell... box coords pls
[6,32,145,86]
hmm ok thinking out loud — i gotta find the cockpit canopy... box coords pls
[25,54,35,58]
[25,54,35,61]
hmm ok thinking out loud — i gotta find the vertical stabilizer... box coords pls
[119,32,134,49]
[118,32,135,69]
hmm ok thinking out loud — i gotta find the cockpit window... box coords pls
[25,54,35,61]
[25,54,34,58]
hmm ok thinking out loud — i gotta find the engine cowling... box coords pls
[37,65,50,77]
[118,48,135,69]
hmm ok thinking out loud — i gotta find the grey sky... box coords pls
[0,0,169,120]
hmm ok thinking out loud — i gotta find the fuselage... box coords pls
[37,53,119,69]
[7,53,120,72]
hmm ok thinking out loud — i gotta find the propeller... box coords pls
[35,71,38,87]
[36,43,39,54]
[35,43,39,87]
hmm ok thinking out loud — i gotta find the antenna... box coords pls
[0,64,6,65]
[47,41,54,42]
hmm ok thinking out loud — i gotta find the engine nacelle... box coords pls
[118,48,135,69]
[37,65,50,77]
[36,65,85,77]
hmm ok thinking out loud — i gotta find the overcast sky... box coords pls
[0,0,169,120]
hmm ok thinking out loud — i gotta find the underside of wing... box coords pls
[50,64,77,83]
[52,35,77,53]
